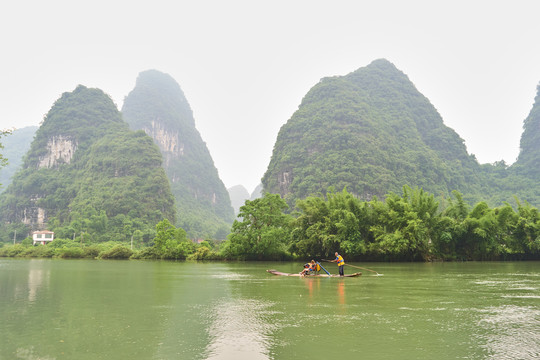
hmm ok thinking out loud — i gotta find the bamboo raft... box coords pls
[266,269,361,277]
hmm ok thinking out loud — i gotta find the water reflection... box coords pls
[303,278,321,300]
[28,260,50,302]
[337,281,345,306]
[204,299,274,360]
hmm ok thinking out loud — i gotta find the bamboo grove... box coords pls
[222,187,540,261]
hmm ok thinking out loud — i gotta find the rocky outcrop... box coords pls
[278,171,292,195]
[21,206,46,226]
[143,120,183,156]
[38,136,77,168]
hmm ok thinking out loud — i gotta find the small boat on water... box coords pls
[266,269,361,277]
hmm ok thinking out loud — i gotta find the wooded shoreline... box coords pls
[2,187,539,262]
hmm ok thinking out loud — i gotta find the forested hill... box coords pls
[514,84,540,178]
[486,83,540,206]
[122,70,234,239]
[0,126,37,193]
[0,85,176,242]
[263,59,490,205]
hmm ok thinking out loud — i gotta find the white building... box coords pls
[32,230,54,245]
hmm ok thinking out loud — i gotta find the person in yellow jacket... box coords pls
[309,260,320,274]
[333,252,345,276]
[300,260,321,276]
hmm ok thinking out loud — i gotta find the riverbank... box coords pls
[0,237,223,261]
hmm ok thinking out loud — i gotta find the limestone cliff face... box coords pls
[21,203,46,227]
[143,120,183,167]
[144,120,181,154]
[278,170,292,195]
[38,135,77,168]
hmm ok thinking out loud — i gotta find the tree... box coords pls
[153,219,192,259]
[222,193,292,260]
[512,200,540,256]
[293,188,370,259]
[370,186,440,261]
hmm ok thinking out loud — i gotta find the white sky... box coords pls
[1,0,539,193]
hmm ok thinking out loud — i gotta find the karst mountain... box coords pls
[0,85,175,241]
[262,59,539,207]
[122,70,234,238]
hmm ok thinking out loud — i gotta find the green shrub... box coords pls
[47,238,81,249]
[187,246,222,260]
[98,245,133,259]
[56,247,84,259]
[0,244,26,257]
[131,246,160,259]
[21,246,55,258]
[82,245,101,259]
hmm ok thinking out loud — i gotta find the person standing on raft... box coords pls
[332,252,345,276]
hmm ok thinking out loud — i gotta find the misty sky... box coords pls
[1,0,539,192]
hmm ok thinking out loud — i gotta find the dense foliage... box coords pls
[0,86,176,244]
[222,193,293,260]
[3,187,539,262]
[220,189,540,261]
[122,70,234,239]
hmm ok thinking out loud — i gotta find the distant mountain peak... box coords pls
[122,70,234,238]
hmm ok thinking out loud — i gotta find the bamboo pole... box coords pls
[321,259,382,276]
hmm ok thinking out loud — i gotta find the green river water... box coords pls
[0,259,538,360]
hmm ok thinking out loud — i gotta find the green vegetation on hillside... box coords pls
[0,85,176,244]
[263,59,540,209]
[514,83,540,178]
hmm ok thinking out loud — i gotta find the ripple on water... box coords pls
[477,305,540,359]
[209,273,253,280]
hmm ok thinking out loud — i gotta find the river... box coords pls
[0,259,538,359]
